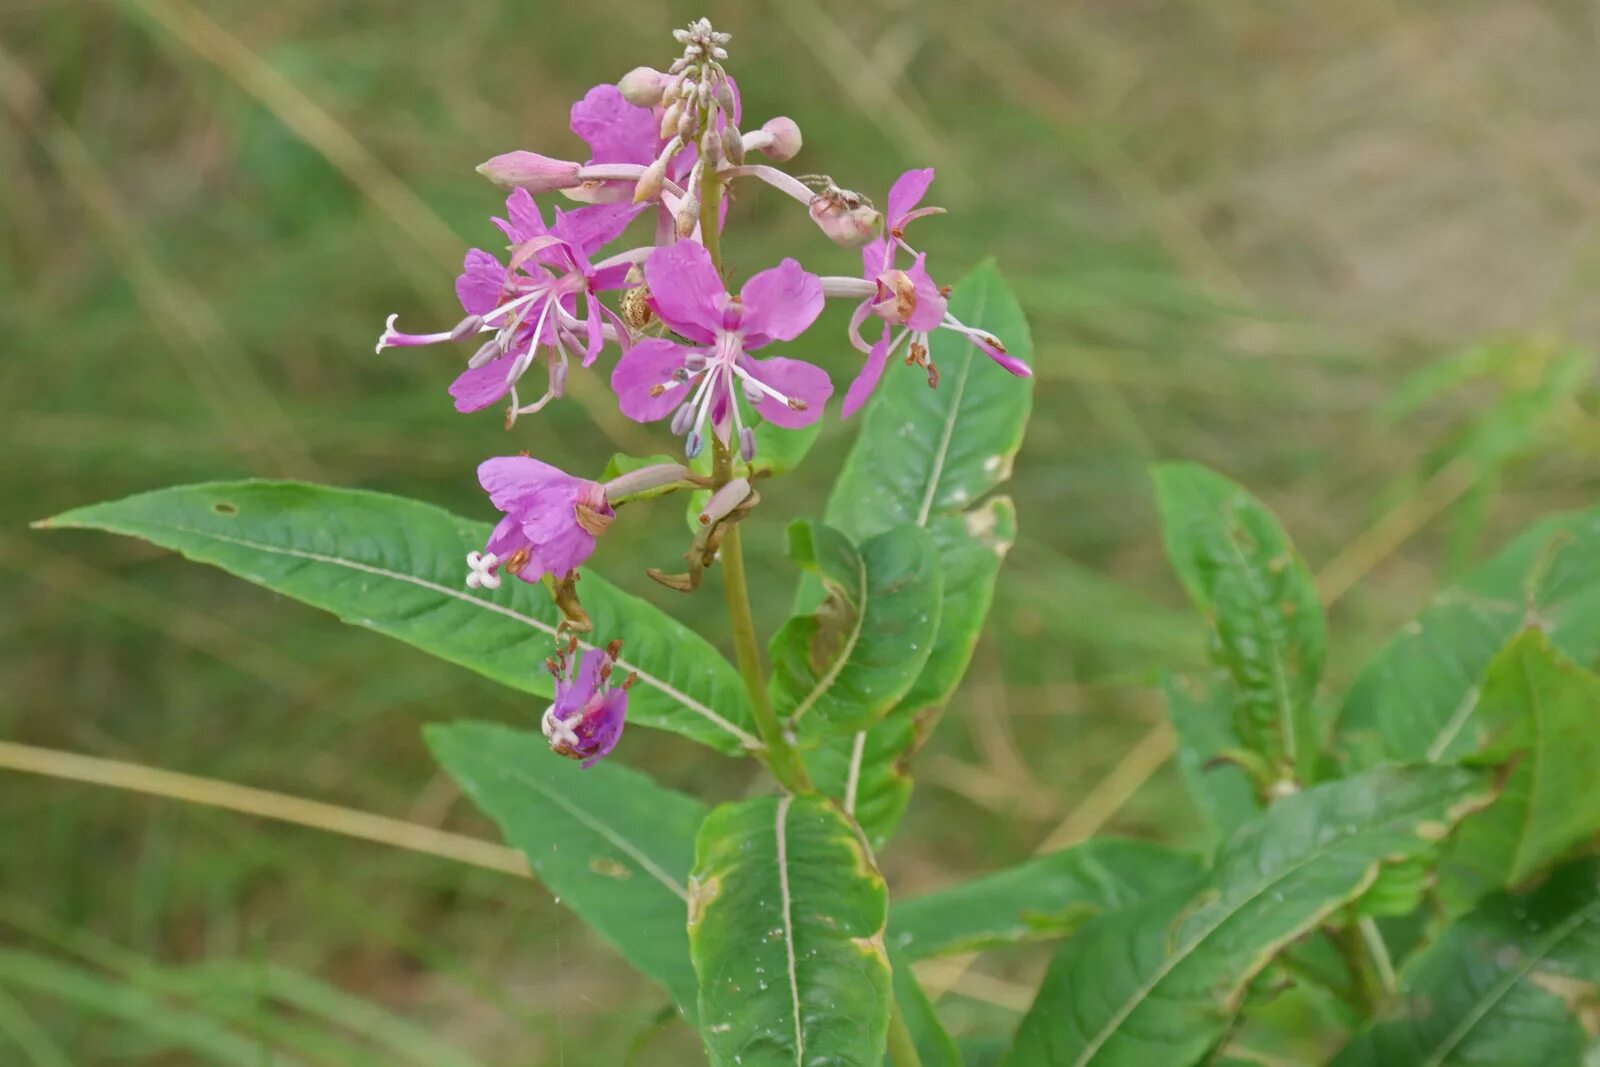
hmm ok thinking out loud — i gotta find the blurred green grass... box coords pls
[4,0,1600,1061]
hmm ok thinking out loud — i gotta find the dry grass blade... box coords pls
[0,44,319,480]
[0,742,530,879]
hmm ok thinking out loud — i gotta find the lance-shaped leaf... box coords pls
[769,522,941,736]
[688,795,891,1067]
[425,722,703,1014]
[1152,463,1326,782]
[1335,507,1600,769]
[812,498,1018,848]
[1332,857,1600,1067]
[889,838,1202,961]
[891,946,964,1067]
[1003,766,1493,1067]
[1438,630,1600,910]
[1163,673,1261,844]
[807,263,1031,847]
[44,482,759,754]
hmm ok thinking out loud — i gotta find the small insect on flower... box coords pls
[541,636,636,766]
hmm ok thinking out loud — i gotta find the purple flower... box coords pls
[377,189,637,423]
[466,456,613,589]
[542,638,633,767]
[840,169,1031,417]
[609,241,831,457]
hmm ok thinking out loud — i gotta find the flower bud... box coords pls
[633,158,669,204]
[676,104,697,141]
[475,151,582,192]
[675,198,700,238]
[759,117,802,161]
[618,66,668,107]
[714,79,737,117]
[721,125,745,166]
[660,101,683,142]
[809,195,881,248]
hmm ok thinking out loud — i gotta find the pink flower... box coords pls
[377,189,637,423]
[840,169,1030,417]
[609,241,831,458]
[465,456,614,589]
[542,638,633,767]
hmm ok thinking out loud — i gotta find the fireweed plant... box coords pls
[42,18,1600,1067]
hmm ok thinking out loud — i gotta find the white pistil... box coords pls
[465,551,501,590]
[541,704,581,748]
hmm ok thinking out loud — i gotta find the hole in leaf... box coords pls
[212,501,238,516]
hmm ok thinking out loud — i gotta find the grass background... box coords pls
[4,0,1600,1062]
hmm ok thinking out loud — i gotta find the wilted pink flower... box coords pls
[542,638,634,767]
[377,189,639,423]
[836,169,1030,416]
[466,456,613,590]
[610,241,831,458]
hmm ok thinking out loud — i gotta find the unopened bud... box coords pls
[618,66,668,107]
[660,101,683,142]
[634,158,668,204]
[758,117,802,161]
[450,315,484,341]
[676,105,697,141]
[714,79,737,116]
[675,198,700,238]
[721,125,745,166]
[809,195,881,248]
[476,151,582,192]
[738,426,757,462]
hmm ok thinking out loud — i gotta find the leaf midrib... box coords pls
[1071,791,1469,1066]
[65,514,761,750]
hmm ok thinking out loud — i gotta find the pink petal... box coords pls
[582,292,605,367]
[484,514,530,561]
[579,690,629,767]
[502,187,548,244]
[643,242,724,345]
[610,337,694,422]
[455,250,507,315]
[886,168,935,230]
[553,202,645,256]
[449,351,518,412]
[570,84,660,167]
[478,455,569,511]
[738,258,824,346]
[842,329,894,419]
[741,355,832,428]
[859,237,894,280]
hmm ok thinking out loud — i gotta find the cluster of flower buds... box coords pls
[374,19,1031,764]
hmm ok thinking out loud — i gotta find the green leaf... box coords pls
[1335,507,1600,769]
[1163,674,1262,843]
[425,722,703,1014]
[45,481,759,754]
[891,947,964,1067]
[769,522,941,736]
[1438,630,1600,909]
[688,795,892,1066]
[1332,857,1600,1067]
[1152,463,1327,782]
[812,498,1018,848]
[1003,766,1493,1067]
[889,838,1202,961]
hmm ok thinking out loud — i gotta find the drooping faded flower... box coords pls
[542,637,634,767]
[834,168,1031,416]
[377,189,639,424]
[610,241,831,458]
[465,456,613,590]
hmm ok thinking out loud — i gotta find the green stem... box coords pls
[698,155,811,793]
[885,999,925,1067]
[1358,917,1397,997]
